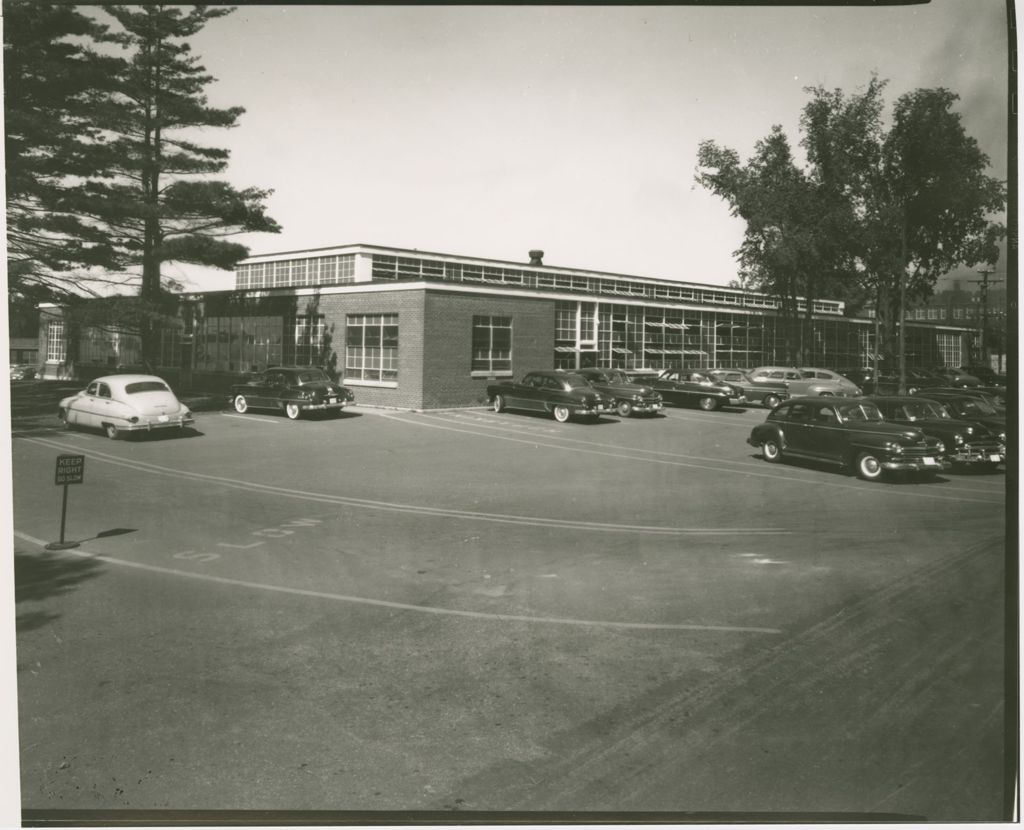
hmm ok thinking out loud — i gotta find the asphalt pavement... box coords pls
[8,383,1012,821]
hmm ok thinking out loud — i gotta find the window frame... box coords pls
[470,315,513,377]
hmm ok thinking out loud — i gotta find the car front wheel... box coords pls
[233,395,249,414]
[855,451,884,481]
[761,439,782,463]
[284,402,302,420]
[763,394,781,409]
[493,395,505,413]
[698,396,719,411]
[104,423,120,440]
[616,400,633,417]
[552,405,571,423]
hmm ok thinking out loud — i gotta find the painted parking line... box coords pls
[12,529,783,635]
[220,413,281,424]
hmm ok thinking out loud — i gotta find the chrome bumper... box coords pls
[123,415,195,431]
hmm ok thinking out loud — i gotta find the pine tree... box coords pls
[4,1,126,300]
[74,4,281,366]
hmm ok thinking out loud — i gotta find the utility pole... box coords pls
[968,267,1002,367]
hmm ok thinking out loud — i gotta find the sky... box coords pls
[156,0,1012,294]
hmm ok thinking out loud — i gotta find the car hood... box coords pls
[844,422,929,442]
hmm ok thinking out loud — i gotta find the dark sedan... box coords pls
[748,397,947,481]
[702,368,788,408]
[574,367,663,417]
[230,366,354,420]
[913,391,1007,445]
[865,396,1004,470]
[488,370,616,423]
[648,370,741,411]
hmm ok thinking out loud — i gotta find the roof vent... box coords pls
[528,249,544,266]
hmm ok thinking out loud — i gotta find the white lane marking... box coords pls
[380,412,1007,506]
[12,531,782,635]
[16,435,789,535]
[220,414,280,424]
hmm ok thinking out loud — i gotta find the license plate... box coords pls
[922,457,937,465]
[328,397,336,404]
[989,454,1002,462]
[158,414,169,423]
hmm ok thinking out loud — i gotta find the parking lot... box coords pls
[10,398,1010,820]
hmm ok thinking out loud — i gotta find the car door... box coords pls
[778,401,816,455]
[69,381,102,427]
[804,402,843,460]
[92,381,119,426]
[503,374,535,409]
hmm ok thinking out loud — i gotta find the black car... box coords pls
[913,391,1007,445]
[230,366,354,419]
[487,370,616,423]
[865,396,1004,470]
[702,368,788,408]
[573,367,663,417]
[748,397,947,481]
[647,370,741,411]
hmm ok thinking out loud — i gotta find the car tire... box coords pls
[104,423,120,440]
[493,395,505,413]
[616,400,633,418]
[855,451,884,481]
[552,405,571,423]
[233,395,249,414]
[284,402,302,420]
[698,396,719,411]
[761,439,782,463]
[763,394,781,409]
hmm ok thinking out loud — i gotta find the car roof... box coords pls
[91,374,169,386]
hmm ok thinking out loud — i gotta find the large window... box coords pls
[471,316,512,374]
[46,321,66,362]
[345,313,398,383]
[291,315,325,366]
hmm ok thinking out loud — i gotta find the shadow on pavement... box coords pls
[15,549,105,631]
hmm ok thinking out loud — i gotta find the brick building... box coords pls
[37,243,975,409]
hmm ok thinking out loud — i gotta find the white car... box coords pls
[58,374,195,439]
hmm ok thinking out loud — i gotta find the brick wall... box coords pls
[422,290,555,408]
[313,289,426,410]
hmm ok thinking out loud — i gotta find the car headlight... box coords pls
[952,433,964,446]
[935,442,946,455]
[129,416,140,424]
[998,431,1006,443]
[885,441,903,454]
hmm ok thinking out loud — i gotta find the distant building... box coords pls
[38,243,975,408]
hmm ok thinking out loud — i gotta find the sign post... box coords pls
[46,454,85,551]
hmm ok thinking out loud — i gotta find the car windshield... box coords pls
[563,374,591,389]
[297,370,330,383]
[604,370,631,383]
[955,398,998,416]
[900,401,949,420]
[125,381,170,394]
[836,402,884,422]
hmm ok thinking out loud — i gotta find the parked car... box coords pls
[701,368,788,408]
[647,369,741,411]
[573,367,663,417]
[961,365,1007,386]
[913,391,1007,444]
[747,397,948,481]
[9,364,36,381]
[748,366,805,385]
[916,386,1008,410]
[794,368,862,397]
[928,366,980,388]
[865,395,1004,470]
[488,370,616,423]
[58,374,195,439]
[231,366,354,419]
